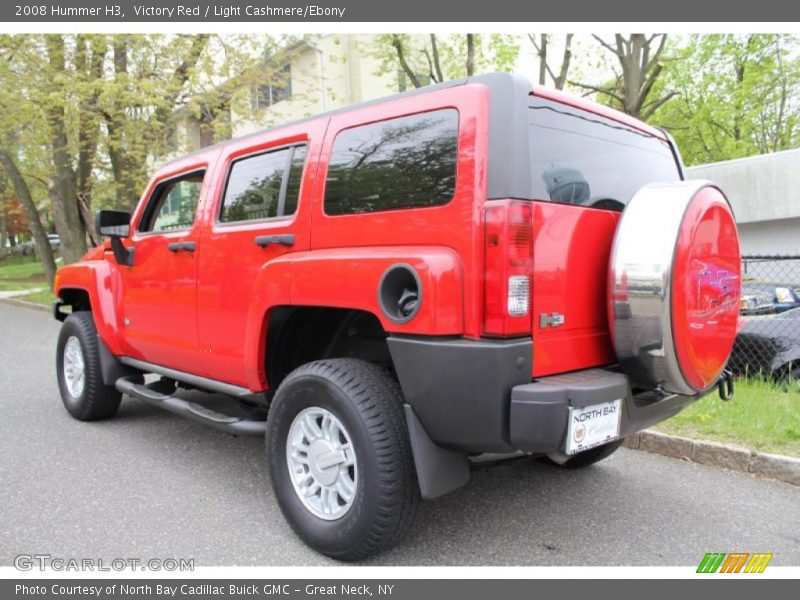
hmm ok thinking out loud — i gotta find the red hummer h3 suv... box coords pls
[52,73,741,560]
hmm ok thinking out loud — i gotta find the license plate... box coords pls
[565,399,622,455]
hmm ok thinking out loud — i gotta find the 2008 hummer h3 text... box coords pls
[52,73,742,560]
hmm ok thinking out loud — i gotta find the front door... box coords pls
[121,167,208,373]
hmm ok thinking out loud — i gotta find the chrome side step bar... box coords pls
[115,378,266,437]
[118,356,253,398]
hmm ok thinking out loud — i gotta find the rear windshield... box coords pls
[528,98,680,210]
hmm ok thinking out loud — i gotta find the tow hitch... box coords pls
[718,369,734,401]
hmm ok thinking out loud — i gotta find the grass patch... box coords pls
[655,377,800,457]
[18,289,54,306]
[0,256,46,279]
[0,280,43,291]
[0,257,48,290]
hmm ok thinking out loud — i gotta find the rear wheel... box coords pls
[266,359,419,561]
[56,311,122,421]
[547,440,624,469]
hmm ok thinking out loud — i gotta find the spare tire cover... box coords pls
[608,180,741,396]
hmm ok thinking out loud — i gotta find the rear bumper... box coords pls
[509,369,696,453]
[387,335,700,455]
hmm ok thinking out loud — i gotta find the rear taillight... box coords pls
[484,200,533,336]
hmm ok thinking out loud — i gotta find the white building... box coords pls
[688,149,800,256]
[233,35,405,135]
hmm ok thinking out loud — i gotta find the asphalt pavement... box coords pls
[1,302,799,566]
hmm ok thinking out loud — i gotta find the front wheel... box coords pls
[56,311,122,421]
[266,359,419,561]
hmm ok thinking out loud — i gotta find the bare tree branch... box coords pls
[642,91,678,120]
[390,34,422,88]
[592,34,620,57]
[429,34,444,84]
[569,80,625,105]
[422,48,437,84]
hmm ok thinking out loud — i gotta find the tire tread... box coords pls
[57,311,121,421]
[269,358,419,561]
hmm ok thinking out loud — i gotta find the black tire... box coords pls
[56,311,122,421]
[549,439,624,469]
[266,359,419,561]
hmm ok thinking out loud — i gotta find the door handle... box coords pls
[167,241,196,252]
[254,234,295,248]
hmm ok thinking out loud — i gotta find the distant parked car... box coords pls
[743,283,800,313]
[15,240,36,257]
[7,235,60,257]
[729,307,800,379]
[739,286,775,316]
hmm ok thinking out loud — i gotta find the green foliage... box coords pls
[0,34,297,254]
[18,288,55,305]
[0,256,47,290]
[651,34,800,165]
[372,34,519,87]
[655,376,800,457]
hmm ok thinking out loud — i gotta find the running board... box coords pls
[115,378,266,437]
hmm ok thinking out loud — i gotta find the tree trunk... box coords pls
[75,35,106,246]
[105,36,141,211]
[537,35,548,85]
[466,34,476,76]
[0,152,57,287]
[576,34,674,121]
[530,33,572,90]
[0,199,7,259]
[554,34,573,90]
[430,35,444,84]
[105,35,208,210]
[45,34,87,264]
[391,35,422,89]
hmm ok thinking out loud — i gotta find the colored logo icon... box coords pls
[697,552,773,573]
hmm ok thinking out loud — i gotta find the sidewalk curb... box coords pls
[623,430,800,486]
[0,297,50,314]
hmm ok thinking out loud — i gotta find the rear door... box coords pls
[526,95,683,376]
[195,119,327,388]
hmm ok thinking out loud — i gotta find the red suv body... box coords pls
[52,73,742,560]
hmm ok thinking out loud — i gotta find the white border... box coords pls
[1,17,798,580]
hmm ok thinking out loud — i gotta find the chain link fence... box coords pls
[728,255,800,379]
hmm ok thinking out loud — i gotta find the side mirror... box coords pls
[95,210,134,266]
[95,210,131,238]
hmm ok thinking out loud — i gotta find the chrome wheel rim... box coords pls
[63,336,86,398]
[286,406,357,520]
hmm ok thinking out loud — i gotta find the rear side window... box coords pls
[220,144,307,223]
[528,98,680,210]
[324,109,458,215]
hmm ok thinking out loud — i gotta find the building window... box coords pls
[253,64,292,112]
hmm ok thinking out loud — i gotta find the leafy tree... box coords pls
[0,156,58,286]
[529,34,574,89]
[0,33,291,279]
[376,34,519,88]
[651,34,800,165]
[573,34,675,120]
